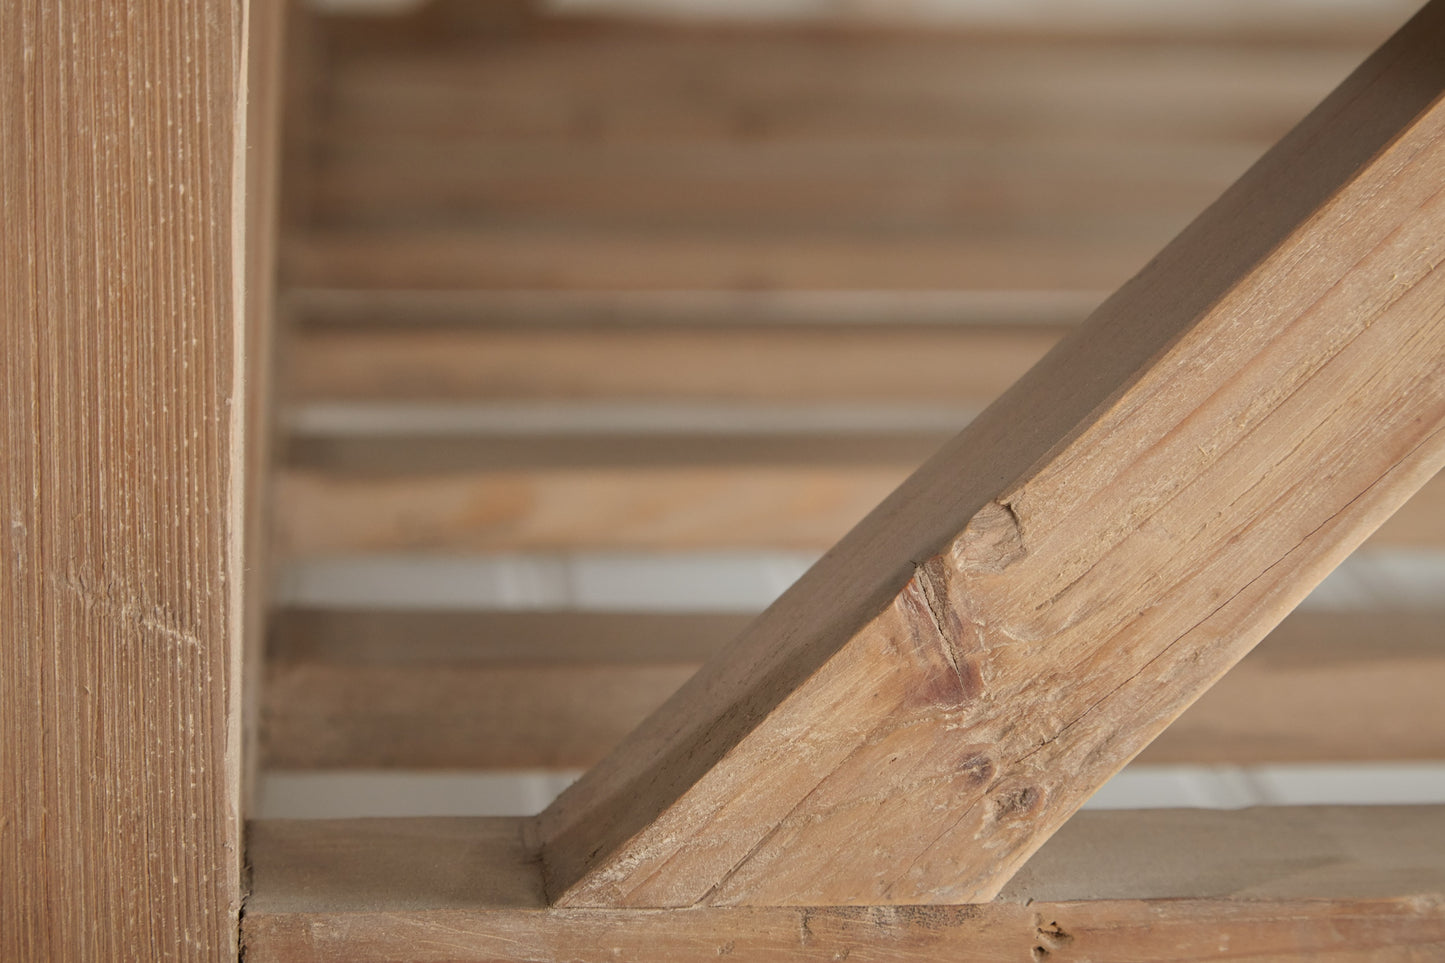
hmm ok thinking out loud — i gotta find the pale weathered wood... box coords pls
[1,0,250,959]
[261,608,1445,771]
[535,2,1445,908]
[242,807,1445,961]
[272,464,906,555]
[1138,610,1445,764]
[272,453,1445,555]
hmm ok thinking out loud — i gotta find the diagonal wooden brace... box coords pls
[536,0,1445,908]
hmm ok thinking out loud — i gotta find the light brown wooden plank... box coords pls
[283,227,1152,292]
[1120,610,1445,765]
[242,807,1445,962]
[307,138,1254,235]
[535,3,1445,908]
[1374,470,1445,548]
[272,453,1445,555]
[260,608,1445,771]
[264,611,751,770]
[320,26,1370,146]
[1,0,248,958]
[282,430,952,473]
[283,323,1067,404]
[285,287,1105,329]
[272,464,906,555]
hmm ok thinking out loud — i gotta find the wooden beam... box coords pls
[1,0,249,958]
[282,430,952,473]
[284,227,1151,292]
[1138,610,1445,765]
[272,463,906,555]
[306,138,1250,235]
[534,3,1445,908]
[242,807,1445,961]
[282,323,1066,405]
[283,288,1104,328]
[261,608,1445,771]
[318,26,1367,146]
[265,611,751,770]
[272,452,1445,555]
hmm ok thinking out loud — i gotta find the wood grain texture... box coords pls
[536,2,1445,908]
[261,608,1445,771]
[272,438,1445,554]
[272,463,907,555]
[241,807,1445,962]
[1,1,248,959]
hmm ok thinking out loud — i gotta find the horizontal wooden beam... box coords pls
[272,463,901,555]
[283,228,1153,292]
[272,451,1445,555]
[283,430,951,473]
[534,2,1445,908]
[243,806,1445,961]
[264,611,750,770]
[262,608,1445,771]
[284,288,1105,328]
[320,25,1367,146]
[283,323,1066,405]
[307,138,1250,235]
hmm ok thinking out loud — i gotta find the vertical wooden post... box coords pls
[2,1,257,959]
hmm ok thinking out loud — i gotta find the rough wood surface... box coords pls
[261,608,1445,771]
[536,2,1445,908]
[241,807,1445,962]
[1,1,248,959]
